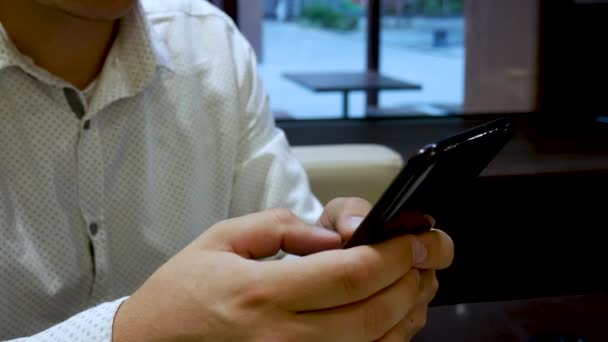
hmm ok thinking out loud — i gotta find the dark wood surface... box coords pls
[366,0,382,107]
[282,71,422,93]
[416,294,608,341]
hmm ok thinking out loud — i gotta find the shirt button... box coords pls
[89,223,99,236]
[83,120,91,130]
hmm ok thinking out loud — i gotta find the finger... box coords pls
[299,270,421,342]
[375,306,429,342]
[199,208,342,258]
[416,270,439,306]
[374,318,408,342]
[413,229,454,270]
[384,211,435,236]
[262,234,423,311]
[318,197,372,240]
[403,306,429,342]
[424,214,436,228]
[377,273,435,342]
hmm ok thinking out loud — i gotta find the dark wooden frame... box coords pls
[366,0,382,109]
[217,0,239,26]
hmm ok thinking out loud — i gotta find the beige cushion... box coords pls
[292,144,404,205]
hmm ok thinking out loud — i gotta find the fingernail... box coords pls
[411,238,428,267]
[312,226,340,238]
[347,216,365,233]
[423,214,436,228]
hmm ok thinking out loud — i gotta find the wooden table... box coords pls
[416,294,608,341]
[283,71,422,118]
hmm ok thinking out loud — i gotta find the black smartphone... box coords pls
[342,117,514,248]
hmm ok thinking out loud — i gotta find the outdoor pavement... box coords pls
[257,16,465,119]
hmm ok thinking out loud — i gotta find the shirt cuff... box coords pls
[11,297,129,342]
[282,253,302,260]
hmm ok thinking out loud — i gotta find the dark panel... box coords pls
[279,116,608,304]
[537,0,608,124]
[223,0,239,26]
[366,0,381,108]
[432,170,608,306]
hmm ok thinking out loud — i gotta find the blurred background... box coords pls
[258,0,465,119]
[211,0,545,120]
[208,1,608,341]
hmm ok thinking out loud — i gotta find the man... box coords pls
[0,0,454,341]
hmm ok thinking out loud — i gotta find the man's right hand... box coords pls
[113,208,454,342]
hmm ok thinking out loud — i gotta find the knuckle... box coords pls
[327,197,348,208]
[269,208,297,226]
[328,197,372,214]
[237,274,273,308]
[344,197,372,212]
[337,260,366,299]
[239,284,271,308]
[336,253,375,299]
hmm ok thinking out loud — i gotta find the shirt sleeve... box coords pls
[7,297,128,342]
[228,32,323,226]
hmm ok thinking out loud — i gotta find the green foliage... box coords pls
[300,0,363,31]
[414,0,464,16]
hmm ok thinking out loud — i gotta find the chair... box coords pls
[291,144,404,205]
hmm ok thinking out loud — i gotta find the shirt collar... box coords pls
[0,23,68,86]
[87,2,175,115]
[1,3,175,111]
[0,25,16,71]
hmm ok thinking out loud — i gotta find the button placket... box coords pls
[78,128,108,297]
[64,87,109,297]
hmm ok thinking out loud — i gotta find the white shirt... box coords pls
[0,1,322,340]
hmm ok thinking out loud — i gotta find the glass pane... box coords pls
[252,1,541,119]
[377,0,465,116]
[258,0,369,119]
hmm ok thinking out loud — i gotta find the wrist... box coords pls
[112,296,155,341]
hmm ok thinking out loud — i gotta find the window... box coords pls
[376,0,465,116]
[259,0,370,119]
[214,1,552,121]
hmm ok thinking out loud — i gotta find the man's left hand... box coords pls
[317,197,453,341]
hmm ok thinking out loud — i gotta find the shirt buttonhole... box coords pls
[89,223,99,236]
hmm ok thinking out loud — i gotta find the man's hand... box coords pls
[114,206,453,342]
[318,197,454,340]
[318,197,437,243]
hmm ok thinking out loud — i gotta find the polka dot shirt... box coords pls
[0,1,322,340]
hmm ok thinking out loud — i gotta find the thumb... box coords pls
[199,209,342,259]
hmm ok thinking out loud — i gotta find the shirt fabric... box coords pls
[0,0,322,340]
